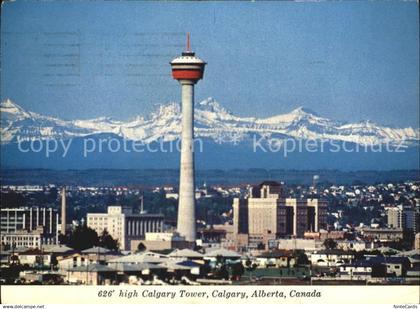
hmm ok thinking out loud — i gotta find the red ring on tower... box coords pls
[170,33,206,82]
[172,69,204,81]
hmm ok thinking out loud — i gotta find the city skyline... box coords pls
[1,179,419,289]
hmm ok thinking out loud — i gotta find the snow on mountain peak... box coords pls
[196,97,233,115]
[1,99,35,125]
[260,106,322,125]
[1,98,419,146]
[1,99,17,109]
[290,106,319,116]
[152,102,180,119]
[1,99,30,117]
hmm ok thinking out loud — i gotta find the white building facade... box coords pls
[87,206,164,250]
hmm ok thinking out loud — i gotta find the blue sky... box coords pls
[1,1,419,127]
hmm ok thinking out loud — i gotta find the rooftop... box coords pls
[168,249,203,258]
[107,251,168,264]
[204,248,241,258]
[81,246,113,254]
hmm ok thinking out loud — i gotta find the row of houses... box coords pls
[2,245,245,285]
[2,242,419,285]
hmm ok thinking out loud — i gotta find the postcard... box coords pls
[0,0,419,306]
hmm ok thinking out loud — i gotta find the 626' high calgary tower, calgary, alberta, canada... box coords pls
[170,34,206,242]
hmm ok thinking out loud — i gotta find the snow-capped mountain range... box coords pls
[1,98,419,146]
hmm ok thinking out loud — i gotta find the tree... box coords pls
[58,232,68,245]
[136,242,147,253]
[218,264,229,280]
[231,262,245,280]
[99,229,119,251]
[323,238,338,250]
[50,255,58,270]
[245,258,258,281]
[200,261,212,278]
[215,254,224,267]
[257,242,265,250]
[67,224,99,251]
[10,254,20,265]
[1,192,25,208]
[193,244,203,252]
[295,250,310,266]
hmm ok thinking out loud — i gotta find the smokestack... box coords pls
[140,195,145,214]
[61,187,66,235]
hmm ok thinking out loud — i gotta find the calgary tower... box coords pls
[170,34,206,242]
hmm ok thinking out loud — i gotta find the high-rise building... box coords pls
[233,181,327,249]
[0,207,59,245]
[87,206,164,250]
[415,233,420,251]
[386,205,418,231]
[170,34,206,242]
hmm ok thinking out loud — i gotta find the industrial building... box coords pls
[0,207,59,246]
[1,227,43,249]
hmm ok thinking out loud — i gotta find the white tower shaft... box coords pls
[177,80,196,242]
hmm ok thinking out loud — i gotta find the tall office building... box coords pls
[0,207,59,245]
[87,206,164,250]
[386,205,419,232]
[233,181,327,249]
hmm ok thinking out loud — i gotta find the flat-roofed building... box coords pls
[232,181,327,249]
[131,232,189,252]
[385,205,417,230]
[268,238,324,252]
[1,227,43,248]
[362,227,404,242]
[0,207,59,245]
